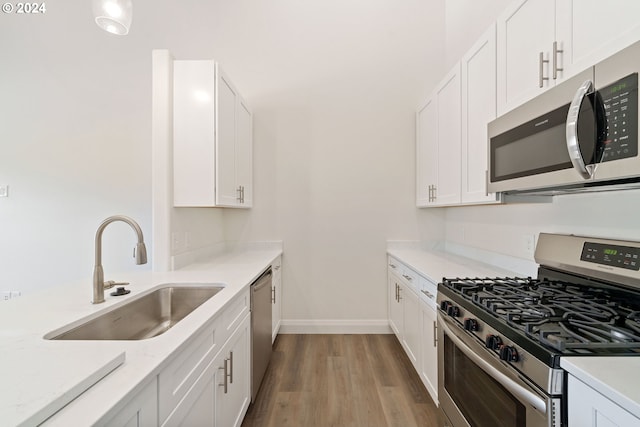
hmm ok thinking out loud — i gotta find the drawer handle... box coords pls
[229,351,234,384]
[402,274,413,281]
[421,289,434,299]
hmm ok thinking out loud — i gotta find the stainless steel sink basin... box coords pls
[46,284,224,341]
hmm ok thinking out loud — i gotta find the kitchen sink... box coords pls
[45,284,225,341]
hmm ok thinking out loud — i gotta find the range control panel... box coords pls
[581,242,640,271]
[600,73,638,162]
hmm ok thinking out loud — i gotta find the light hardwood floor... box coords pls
[241,334,440,427]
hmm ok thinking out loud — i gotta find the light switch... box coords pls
[0,185,8,197]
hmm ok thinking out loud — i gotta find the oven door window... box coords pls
[444,335,526,427]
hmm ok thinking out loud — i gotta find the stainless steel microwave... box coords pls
[488,41,640,195]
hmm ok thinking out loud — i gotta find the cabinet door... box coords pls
[556,0,640,81]
[461,24,500,205]
[173,60,217,207]
[402,284,421,370]
[162,365,216,427]
[497,0,556,114]
[216,315,251,427]
[421,305,438,405]
[102,378,158,427]
[236,98,253,207]
[216,66,239,207]
[434,65,462,205]
[568,375,640,427]
[388,273,403,337]
[416,98,438,207]
[271,258,282,344]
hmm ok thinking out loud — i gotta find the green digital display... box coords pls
[604,248,618,255]
[611,83,627,94]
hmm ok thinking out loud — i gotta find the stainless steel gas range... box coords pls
[437,233,640,427]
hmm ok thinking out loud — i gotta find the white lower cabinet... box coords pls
[271,256,282,344]
[420,303,438,405]
[402,283,421,369]
[388,269,404,337]
[388,256,439,405]
[567,374,640,427]
[215,314,251,427]
[102,378,158,427]
[103,289,251,427]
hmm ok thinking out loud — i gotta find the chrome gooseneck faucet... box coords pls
[92,215,148,304]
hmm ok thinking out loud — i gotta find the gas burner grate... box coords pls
[441,275,640,354]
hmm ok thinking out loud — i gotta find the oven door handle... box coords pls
[439,317,547,415]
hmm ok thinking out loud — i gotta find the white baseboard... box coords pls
[279,319,393,334]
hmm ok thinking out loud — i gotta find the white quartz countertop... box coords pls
[387,246,522,284]
[561,356,640,419]
[0,247,281,427]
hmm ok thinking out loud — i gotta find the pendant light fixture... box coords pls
[92,0,133,35]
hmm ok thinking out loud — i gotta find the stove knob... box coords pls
[447,305,460,317]
[440,300,452,312]
[485,334,503,350]
[499,345,519,362]
[464,318,478,332]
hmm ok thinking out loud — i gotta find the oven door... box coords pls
[437,313,558,427]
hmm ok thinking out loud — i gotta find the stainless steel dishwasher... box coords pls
[250,267,273,402]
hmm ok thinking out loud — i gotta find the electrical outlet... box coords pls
[0,185,8,198]
[1,291,20,301]
[172,232,185,251]
[524,234,536,256]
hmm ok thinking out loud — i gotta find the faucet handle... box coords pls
[103,280,130,290]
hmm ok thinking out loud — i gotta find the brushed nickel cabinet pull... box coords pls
[433,321,438,347]
[539,52,549,88]
[219,359,229,394]
[229,351,234,384]
[553,41,563,80]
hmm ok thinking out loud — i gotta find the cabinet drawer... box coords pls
[419,276,438,310]
[388,256,401,272]
[401,266,419,290]
[221,289,250,344]
[158,321,219,423]
[272,256,282,274]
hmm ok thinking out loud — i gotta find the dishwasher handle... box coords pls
[251,268,273,292]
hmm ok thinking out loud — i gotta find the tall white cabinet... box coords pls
[173,61,252,208]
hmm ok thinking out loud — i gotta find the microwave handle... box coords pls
[566,80,595,179]
[438,315,547,415]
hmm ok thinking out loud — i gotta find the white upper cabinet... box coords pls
[496,0,557,115]
[416,98,437,207]
[435,66,462,206]
[461,24,500,204]
[497,0,640,115]
[556,0,640,81]
[416,65,462,207]
[173,61,252,208]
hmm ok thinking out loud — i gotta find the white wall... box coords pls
[222,0,448,326]
[442,0,640,263]
[1,0,447,329]
[445,0,512,69]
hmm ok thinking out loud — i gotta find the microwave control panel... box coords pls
[600,73,638,162]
